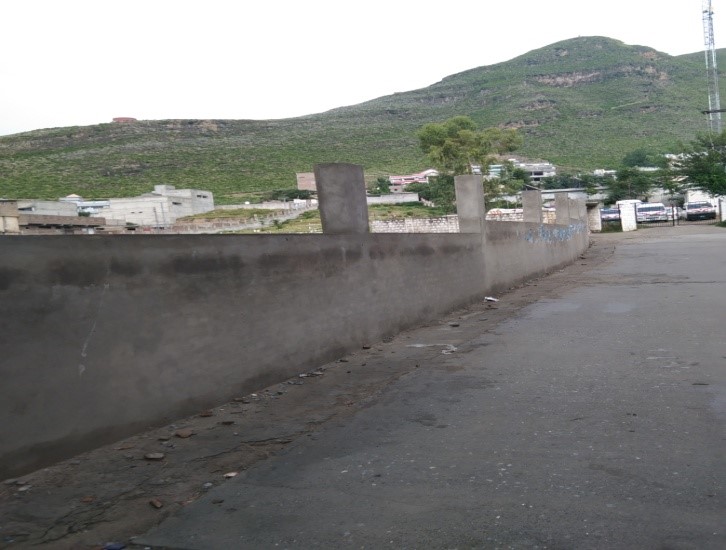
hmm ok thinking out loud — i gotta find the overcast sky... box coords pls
[0,0,719,136]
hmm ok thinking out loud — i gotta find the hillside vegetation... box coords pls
[0,36,722,202]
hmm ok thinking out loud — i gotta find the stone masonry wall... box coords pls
[370,216,459,233]
[370,210,558,234]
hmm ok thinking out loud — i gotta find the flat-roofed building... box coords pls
[388,169,438,192]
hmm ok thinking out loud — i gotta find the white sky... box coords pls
[0,0,718,136]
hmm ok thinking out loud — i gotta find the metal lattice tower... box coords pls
[703,0,722,134]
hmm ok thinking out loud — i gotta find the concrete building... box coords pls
[105,196,175,227]
[300,169,438,195]
[488,161,557,183]
[16,200,78,217]
[152,185,214,217]
[0,200,105,234]
[61,185,215,228]
[59,194,110,217]
[296,172,317,192]
[388,169,438,192]
[520,162,556,182]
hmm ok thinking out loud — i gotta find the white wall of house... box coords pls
[55,186,215,227]
[366,193,420,205]
[684,189,719,205]
[103,197,173,227]
[16,200,78,217]
[153,185,214,216]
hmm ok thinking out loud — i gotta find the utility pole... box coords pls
[702,0,723,134]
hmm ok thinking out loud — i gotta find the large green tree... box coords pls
[413,117,521,211]
[603,148,674,204]
[621,148,665,168]
[673,131,726,196]
[405,176,456,212]
[482,161,528,208]
[417,116,522,176]
[605,167,660,203]
[367,176,391,196]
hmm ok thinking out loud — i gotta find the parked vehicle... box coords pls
[684,201,717,221]
[600,207,620,221]
[636,203,668,223]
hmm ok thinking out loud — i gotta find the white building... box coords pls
[17,200,78,217]
[61,185,215,228]
[152,185,214,217]
[516,161,556,183]
[388,169,438,192]
[488,161,556,182]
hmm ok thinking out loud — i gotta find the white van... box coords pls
[636,202,668,223]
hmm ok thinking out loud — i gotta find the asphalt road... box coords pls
[137,227,726,550]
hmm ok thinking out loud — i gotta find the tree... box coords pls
[673,131,726,197]
[417,116,522,176]
[367,176,391,196]
[621,148,664,168]
[405,175,457,213]
[605,167,659,203]
[508,166,530,187]
[482,161,527,207]
[267,189,313,201]
[659,167,687,207]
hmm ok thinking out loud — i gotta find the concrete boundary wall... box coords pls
[484,221,588,291]
[0,166,589,479]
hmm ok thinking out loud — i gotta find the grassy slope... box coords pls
[0,36,721,202]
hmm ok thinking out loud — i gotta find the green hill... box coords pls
[0,36,721,202]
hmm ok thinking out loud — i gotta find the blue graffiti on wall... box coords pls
[524,223,586,243]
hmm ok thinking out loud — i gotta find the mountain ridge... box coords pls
[0,36,721,202]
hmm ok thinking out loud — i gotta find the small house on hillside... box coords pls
[388,169,439,192]
[296,172,318,192]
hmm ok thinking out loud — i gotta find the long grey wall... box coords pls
[484,221,588,291]
[0,169,588,479]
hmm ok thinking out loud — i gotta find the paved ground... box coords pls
[2,226,725,549]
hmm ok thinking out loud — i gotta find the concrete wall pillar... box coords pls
[0,201,20,234]
[568,199,581,221]
[314,163,369,234]
[522,190,543,223]
[576,199,587,221]
[454,175,486,233]
[620,203,638,232]
[586,204,601,232]
[555,194,570,225]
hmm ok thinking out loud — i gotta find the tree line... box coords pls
[403,116,726,211]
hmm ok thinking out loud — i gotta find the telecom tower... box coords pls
[703,0,722,134]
